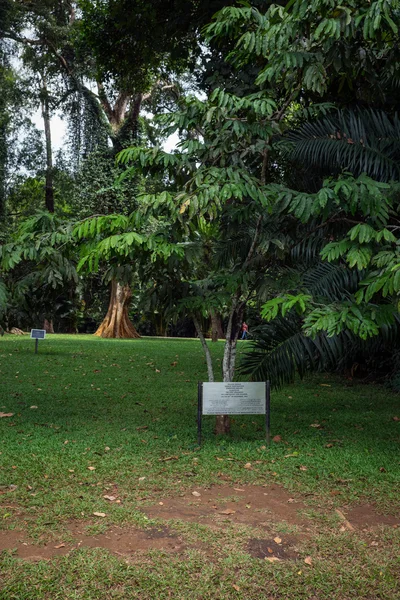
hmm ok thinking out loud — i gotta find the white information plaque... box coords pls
[202,382,266,415]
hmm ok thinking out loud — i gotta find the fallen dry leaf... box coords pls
[288,498,295,503]
[54,543,65,549]
[304,556,312,566]
[0,413,14,418]
[234,488,245,492]
[159,502,164,506]
[265,557,280,563]
[272,435,282,443]
[93,512,106,518]
[392,416,399,422]
[87,466,96,471]
[220,509,236,515]
[103,495,116,502]
[243,462,252,469]
[325,443,333,448]
[104,446,110,451]
[298,465,308,471]
[192,491,201,497]
[138,477,146,481]
[274,537,282,544]
[232,584,240,592]
[267,547,273,554]
[370,541,379,546]
[155,369,160,373]
[30,406,38,409]
[310,423,322,428]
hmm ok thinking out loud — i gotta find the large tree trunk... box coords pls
[43,319,55,333]
[94,280,140,339]
[41,79,54,213]
[210,309,224,342]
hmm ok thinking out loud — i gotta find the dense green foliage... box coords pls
[2,0,400,385]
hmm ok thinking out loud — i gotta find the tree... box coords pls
[0,212,79,332]
[0,1,185,336]
[114,0,400,407]
[209,0,400,386]
[82,82,286,432]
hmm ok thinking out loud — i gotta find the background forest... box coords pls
[1,0,400,391]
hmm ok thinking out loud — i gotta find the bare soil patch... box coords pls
[344,504,400,529]
[144,484,307,528]
[0,530,70,561]
[0,524,185,561]
[68,522,185,555]
[1,485,398,562]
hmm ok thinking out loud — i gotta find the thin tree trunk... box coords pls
[94,280,140,339]
[193,315,214,382]
[216,300,244,435]
[41,79,54,213]
[0,110,6,219]
[155,314,167,337]
[210,309,224,342]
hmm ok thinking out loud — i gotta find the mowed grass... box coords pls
[0,334,400,599]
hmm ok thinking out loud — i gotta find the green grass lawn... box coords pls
[0,335,399,599]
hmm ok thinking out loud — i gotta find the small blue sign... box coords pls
[30,329,46,340]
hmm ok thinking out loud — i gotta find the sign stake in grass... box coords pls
[30,329,46,353]
[198,381,271,445]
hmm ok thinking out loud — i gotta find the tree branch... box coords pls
[193,315,214,382]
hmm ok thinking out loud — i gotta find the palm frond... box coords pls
[238,313,352,388]
[303,262,363,301]
[240,311,400,388]
[287,109,400,182]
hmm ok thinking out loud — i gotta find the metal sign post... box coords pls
[30,329,46,353]
[197,382,203,446]
[197,381,271,445]
[266,380,271,446]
